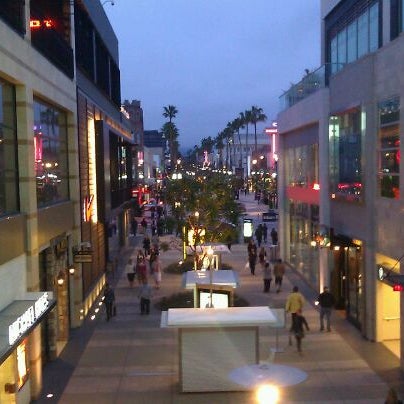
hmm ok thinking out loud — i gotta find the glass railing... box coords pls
[279,64,344,111]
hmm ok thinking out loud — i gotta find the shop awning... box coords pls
[0,292,56,364]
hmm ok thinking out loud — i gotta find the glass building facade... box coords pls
[34,99,69,207]
[328,0,380,74]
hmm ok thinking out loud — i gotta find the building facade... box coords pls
[278,0,404,369]
[0,1,81,402]
[74,0,136,313]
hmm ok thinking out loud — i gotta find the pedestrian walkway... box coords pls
[34,193,403,403]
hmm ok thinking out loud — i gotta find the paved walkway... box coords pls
[34,193,403,403]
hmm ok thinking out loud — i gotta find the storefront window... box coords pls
[34,99,69,207]
[289,201,319,287]
[0,79,19,216]
[329,109,363,202]
[285,144,318,188]
[378,97,400,199]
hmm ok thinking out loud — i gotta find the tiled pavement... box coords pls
[34,193,403,404]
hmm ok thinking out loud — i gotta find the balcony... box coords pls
[279,64,343,111]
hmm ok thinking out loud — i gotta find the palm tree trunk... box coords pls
[254,123,258,153]
[237,129,242,168]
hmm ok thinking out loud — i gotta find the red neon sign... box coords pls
[30,19,54,29]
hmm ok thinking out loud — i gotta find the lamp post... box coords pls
[207,246,214,308]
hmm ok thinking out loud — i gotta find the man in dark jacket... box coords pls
[103,283,115,321]
[317,286,335,331]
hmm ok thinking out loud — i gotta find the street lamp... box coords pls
[207,246,214,308]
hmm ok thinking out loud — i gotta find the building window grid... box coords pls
[328,1,380,74]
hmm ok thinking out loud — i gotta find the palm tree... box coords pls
[251,106,267,153]
[232,118,244,167]
[223,123,234,167]
[163,105,178,123]
[240,110,253,171]
[162,105,179,166]
[161,121,179,165]
[214,130,229,168]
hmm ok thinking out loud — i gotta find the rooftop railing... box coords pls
[279,64,344,111]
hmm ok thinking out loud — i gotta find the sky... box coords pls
[105,0,321,152]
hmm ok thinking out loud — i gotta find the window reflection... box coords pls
[285,144,318,188]
[34,100,69,207]
[378,97,400,199]
[0,79,18,216]
[327,2,379,74]
[329,109,363,202]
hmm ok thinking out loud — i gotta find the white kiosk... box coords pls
[161,306,279,392]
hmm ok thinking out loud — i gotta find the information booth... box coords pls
[182,269,239,308]
[161,307,279,392]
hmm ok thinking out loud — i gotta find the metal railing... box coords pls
[279,64,344,111]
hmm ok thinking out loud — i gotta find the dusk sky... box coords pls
[105,0,321,152]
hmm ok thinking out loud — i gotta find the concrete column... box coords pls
[29,327,42,400]
[15,85,40,292]
[318,92,331,292]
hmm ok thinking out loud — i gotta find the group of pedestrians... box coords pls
[284,284,336,354]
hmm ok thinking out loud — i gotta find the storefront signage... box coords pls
[74,250,93,263]
[8,293,50,345]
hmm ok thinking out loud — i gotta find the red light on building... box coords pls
[44,19,54,28]
[30,19,54,29]
[30,20,41,29]
[392,284,404,292]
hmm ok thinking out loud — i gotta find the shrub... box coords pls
[164,256,194,274]
[155,291,249,310]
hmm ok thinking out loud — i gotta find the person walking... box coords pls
[138,278,152,315]
[143,235,151,256]
[273,258,285,293]
[291,309,310,353]
[262,261,272,293]
[247,239,257,275]
[125,258,135,288]
[285,286,305,341]
[103,283,115,321]
[255,224,263,247]
[317,286,336,332]
[140,217,147,234]
[270,227,278,245]
[258,246,267,267]
[136,254,147,284]
[262,223,268,243]
[152,255,162,289]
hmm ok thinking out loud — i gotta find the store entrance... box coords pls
[331,242,363,330]
[379,282,400,358]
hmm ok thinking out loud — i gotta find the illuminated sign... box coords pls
[30,19,54,29]
[83,194,94,222]
[8,293,50,345]
[17,341,28,389]
[243,219,253,238]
